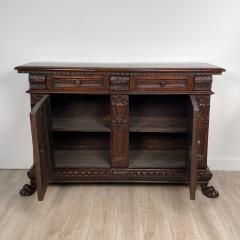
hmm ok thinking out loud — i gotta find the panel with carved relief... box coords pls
[111,95,129,168]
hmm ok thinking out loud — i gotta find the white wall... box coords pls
[0,0,240,170]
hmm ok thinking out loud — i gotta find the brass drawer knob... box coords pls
[159,81,166,87]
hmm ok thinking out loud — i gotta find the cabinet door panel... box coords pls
[188,95,199,200]
[30,95,52,201]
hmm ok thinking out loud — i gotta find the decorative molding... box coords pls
[110,76,129,91]
[194,76,212,90]
[29,73,47,89]
[20,70,221,77]
[52,168,212,182]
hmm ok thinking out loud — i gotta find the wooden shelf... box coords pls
[52,118,110,132]
[55,150,110,168]
[129,117,187,133]
[129,150,187,169]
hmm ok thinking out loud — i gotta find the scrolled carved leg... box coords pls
[200,183,219,198]
[19,166,37,196]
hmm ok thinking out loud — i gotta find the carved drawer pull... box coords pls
[75,80,81,86]
[159,81,166,87]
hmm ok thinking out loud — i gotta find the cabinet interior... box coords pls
[51,94,110,132]
[50,94,190,169]
[129,95,189,169]
[51,94,111,168]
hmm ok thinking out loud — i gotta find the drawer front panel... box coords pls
[130,76,193,92]
[48,76,109,91]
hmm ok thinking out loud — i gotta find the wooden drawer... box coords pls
[47,75,109,91]
[130,76,193,92]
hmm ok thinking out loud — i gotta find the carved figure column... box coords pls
[110,76,129,168]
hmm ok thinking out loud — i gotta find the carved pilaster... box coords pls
[29,73,46,90]
[195,95,211,168]
[111,95,129,168]
[194,76,212,91]
[110,76,129,91]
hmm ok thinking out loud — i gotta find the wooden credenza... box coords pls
[15,62,225,201]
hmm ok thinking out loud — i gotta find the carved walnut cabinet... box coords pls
[15,62,225,201]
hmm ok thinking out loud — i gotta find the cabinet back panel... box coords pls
[53,132,110,150]
[130,95,188,117]
[51,94,110,119]
[130,133,187,151]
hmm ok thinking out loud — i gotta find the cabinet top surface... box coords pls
[15,62,225,74]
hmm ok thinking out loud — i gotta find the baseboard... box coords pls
[0,156,32,169]
[208,157,240,171]
[0,157,240,170]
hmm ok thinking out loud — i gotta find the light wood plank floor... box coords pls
[0,170,239,240]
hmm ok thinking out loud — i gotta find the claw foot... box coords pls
[19,166,36,197]
[19,183,36,196]
[200,184,219,198]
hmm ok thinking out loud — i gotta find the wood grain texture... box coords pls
[0,170,239,240]
[30,95,52,201]
[15,62,225,74]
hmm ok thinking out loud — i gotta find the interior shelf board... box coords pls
[55,149,111,168]
[129,150,187,169]
[52,118,110,132]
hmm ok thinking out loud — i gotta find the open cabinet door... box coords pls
[30,95,52,201]
[188,95,200,200]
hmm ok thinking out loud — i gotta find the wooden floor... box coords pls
[0,170,239,240]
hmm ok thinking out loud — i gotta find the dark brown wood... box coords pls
[51,167,212,183]
[129,150,186,169]
[195,95,211,169]
[51,94,110,132]
[111,95,129,168]
[188,95,199,200]
[47,74,109,92]
[15,62,225,74]
[15,62,225,200]
[52,118,110,132]
[130,95,188,133]
[53,132,110,150]
[130,75,193,92]
[55,150,110,168]
[200,183,219,198]
[19,165,36,196]
[30,95,52,201]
